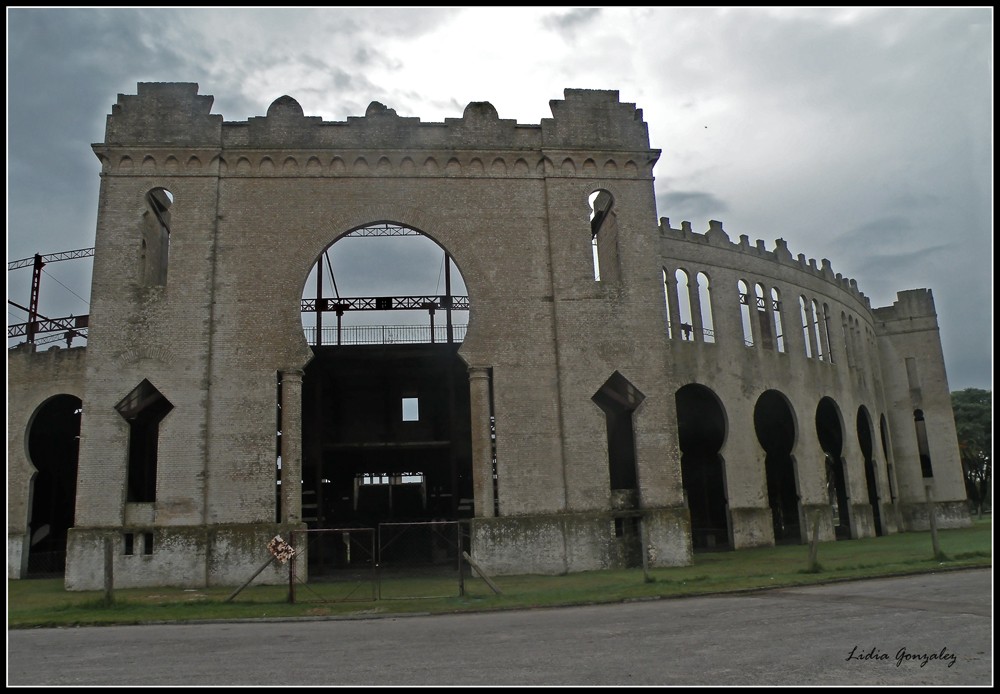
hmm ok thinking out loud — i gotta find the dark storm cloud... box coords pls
[7,8,992,389]
[655,191,730,226]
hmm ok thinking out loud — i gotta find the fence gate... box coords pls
[288,527,377,604]
[377,521,466,600]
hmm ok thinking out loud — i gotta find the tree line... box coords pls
[951,388,991,518]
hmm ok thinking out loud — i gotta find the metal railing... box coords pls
[305,324,467,346]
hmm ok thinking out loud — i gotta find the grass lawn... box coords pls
[8,518,991,629]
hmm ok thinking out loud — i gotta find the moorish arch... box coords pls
[857,405,884,536]
[816,396,851,539]
[753,390,801,543]
[676,383,730,550]
[25,394,82,576]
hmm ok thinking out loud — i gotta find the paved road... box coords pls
[7,568,992,686]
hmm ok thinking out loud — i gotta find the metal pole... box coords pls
[225,555,278,602]
[457,522,464,597]
[445,254,454,344]
[27,254,44,345]
[103,536,115,606]
[925,482,943,559]
[315,258,323,345]
[289,532,297,604]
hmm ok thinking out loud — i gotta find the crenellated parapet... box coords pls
[94,83,660,177]
[658,217,873,310]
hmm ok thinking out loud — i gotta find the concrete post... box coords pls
[280,369,303,523]
[469,366,495,518]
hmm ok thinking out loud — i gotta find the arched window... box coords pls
[739,280,754,347]
[675,269,694,341]
[589,190,619,283]
[696,272,715,342]
[799,296,814,358]
[771,287,785,353]
[811,300,825,361]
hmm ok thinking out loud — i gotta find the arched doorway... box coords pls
[857,405,883,536]
[753,390,801,543]
[676,384,729,550]
[26,394,82,576]
[816,397,851,539]
[298,222,474,571]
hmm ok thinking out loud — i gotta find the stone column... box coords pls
[280,369,303,523]
[468,366,496,518]
[664,270,681,341]
[689,276,704,342]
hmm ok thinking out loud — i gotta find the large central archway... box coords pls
[298,223,474,569]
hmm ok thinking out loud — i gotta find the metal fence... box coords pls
[287,521,468,604]
[288,528,378,604]
[25,548,66,578]
[376,521,466,600]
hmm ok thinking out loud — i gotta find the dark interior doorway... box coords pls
[857,406,883,536]
[753,390,801,544]
[676,383,730,551]
[302,343,473,527]
[27,394,82,576]
[816,397,851,539]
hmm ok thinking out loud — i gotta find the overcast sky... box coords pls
[6,7,993,390]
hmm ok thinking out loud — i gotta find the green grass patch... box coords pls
[8,518,991,628]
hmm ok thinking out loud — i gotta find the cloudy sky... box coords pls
[6,7,992,390]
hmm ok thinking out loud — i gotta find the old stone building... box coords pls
[7,83,970,589]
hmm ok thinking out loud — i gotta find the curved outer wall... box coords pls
[6,83,969,588]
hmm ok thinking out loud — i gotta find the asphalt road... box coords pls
[7,568,992,687]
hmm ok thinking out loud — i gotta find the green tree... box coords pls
[951,388,991,518]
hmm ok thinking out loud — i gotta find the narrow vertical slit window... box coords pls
[141,188,173,287]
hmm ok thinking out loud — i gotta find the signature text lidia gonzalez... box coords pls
[846,646,957,668]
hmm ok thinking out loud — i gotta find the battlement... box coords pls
[871,288,938,322]
[101,83,654,154]
[658,217,872,310]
